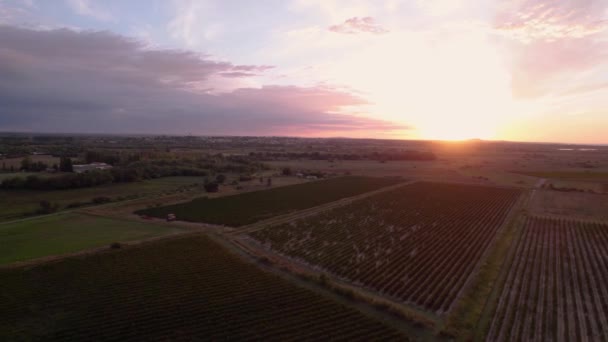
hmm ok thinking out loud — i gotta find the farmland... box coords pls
[0,176,205,221]
[0,155,59,169]
[486,216,608,341]
[248,182,521,314]
[529,190,608,221]
[136,176,404,226]
[0,235,408,341]
[514,171,608,181]
[0,213,185,265]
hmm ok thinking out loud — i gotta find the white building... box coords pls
[73,162,113,173]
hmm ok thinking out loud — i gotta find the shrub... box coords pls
[38,200,59,214]
[92,196,112,204]
[204,181,219,193]
[110,242,122,249]
[66,201,87,209]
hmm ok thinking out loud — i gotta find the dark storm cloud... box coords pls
[0,25,405,136]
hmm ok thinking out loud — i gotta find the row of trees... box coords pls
[0,156,265,191]
[0,156,74,173]
[249,150,437,161]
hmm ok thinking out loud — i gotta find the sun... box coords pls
[316,26,515,141]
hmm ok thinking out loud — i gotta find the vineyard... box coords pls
[248,182,521,314]
[0,235,407,341]
[136,176,403,226]
[486,216,608,341]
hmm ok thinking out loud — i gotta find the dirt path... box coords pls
[209,232,443,340]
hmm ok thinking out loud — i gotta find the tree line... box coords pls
[249,150,437,161]
[0,157,266,191]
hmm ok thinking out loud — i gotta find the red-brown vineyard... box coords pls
[248,182,521,314]
[1,236,407,340]
[486,216,608,341]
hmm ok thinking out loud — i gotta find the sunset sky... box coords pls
[0,0,607,144]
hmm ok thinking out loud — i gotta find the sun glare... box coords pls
[321,27,515,141]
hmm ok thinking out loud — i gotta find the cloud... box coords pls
[494,0,607,43]
[65,0,112,22]
[495,0,608,98]
[0,25,405,137]
[329,17,388,34]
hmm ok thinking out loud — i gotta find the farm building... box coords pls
[73,162,113,173]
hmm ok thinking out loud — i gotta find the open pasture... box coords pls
[486,216,608,341]
[0,213,184,265]
[0,235,407,341]
[249,182,521,314]
[136,176,404,227]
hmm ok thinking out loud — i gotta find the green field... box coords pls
[0,235,407,341]
[0,213,184,265]
[0,176,205,221]
[0,172,62,181]
[137,176,404,226]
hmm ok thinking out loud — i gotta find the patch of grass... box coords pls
[442,195,527,340]
[0,176,204,221]
[137,176,403,226]
[0,213,184,265]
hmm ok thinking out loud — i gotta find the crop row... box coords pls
[136,176,404,226]
[487,216,608,341]
[0,235,407,341]
[250,182,521,314]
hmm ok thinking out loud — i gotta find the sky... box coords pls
[0,0,607,144]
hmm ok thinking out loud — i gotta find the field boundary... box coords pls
[232,180,417,234]
[0,230,200,270]
[441,189,530,339]
[220,233,443,339]
[446,188,527,314]
[471,198,533,340]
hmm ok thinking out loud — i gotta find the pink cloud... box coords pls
[510,38,608,98]
[0,25,407,137]
[328,17,388,35]
[495,0,607,43]
[496,1,608,98]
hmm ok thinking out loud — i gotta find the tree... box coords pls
[38,200,59,214]
[216,174,226,184]
[204,181,219,193]
[20,156,32,171]
[282,167,292,176]
[267,177,272,187]
[60,157,73,172]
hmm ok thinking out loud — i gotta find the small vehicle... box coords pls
[166,213,176,222]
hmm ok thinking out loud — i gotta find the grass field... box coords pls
[0,172,62,181]
[0,235,408,341]
[136,176,404,226]
[0,176,205,221]
[0,213,184,265]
